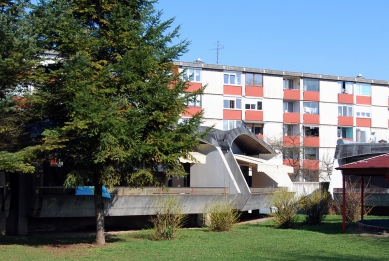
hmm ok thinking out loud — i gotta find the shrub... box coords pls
[298,190,330,224]
[333,178,373,222]
[206,199,241,232]
[150,196,187,240]
[270,188,298,228]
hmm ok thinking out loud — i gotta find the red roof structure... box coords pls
[335,153,389,232]
[336,153,389,176]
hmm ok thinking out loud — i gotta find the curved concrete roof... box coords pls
[198,126,275,155]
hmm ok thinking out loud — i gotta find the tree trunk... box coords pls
[94,183,105,245]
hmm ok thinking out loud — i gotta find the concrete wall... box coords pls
[190,144,239,194]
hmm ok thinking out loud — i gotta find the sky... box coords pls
[155,0,389,80]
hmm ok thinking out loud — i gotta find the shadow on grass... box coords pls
[0,232,125,247]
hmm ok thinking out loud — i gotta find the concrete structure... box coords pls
[175,61,389,181]
[2,127,293,234]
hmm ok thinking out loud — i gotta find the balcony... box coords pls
[182,107,202,117]
[245,110,263,121]
[303,114,319,124]
[283,89,300,100]
[223,85,242,95]
[186,82,202,92]
[303,91,320,101]
[356,118,371,127]
[223,109,242,120]
[303,160,319,170]
[283,136,300,146]
[356,95,371,105]
[245,86,263,97]
[304,137,320,147]
[283,112,300,123]
[338,93,354,104]
[338,116,353,126]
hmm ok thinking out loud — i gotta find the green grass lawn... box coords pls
[1,215,389,261]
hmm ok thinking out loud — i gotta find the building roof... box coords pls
[198,126,275,155]
[335,153,389,176]
[174,61,389,85]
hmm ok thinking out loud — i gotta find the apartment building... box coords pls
[175,61,389,181]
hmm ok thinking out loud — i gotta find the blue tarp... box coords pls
[75,186,111,198]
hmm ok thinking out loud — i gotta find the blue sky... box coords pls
[156,0,389,80]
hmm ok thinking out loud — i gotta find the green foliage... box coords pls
[26,0,206,187]
[298,189,331,224]
[270,188,298,228]
[206,199,241,232]
[206,201,241,232]
[150,196,187,240]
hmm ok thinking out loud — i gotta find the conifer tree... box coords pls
[0,0,39,172]
[29,0,205,245]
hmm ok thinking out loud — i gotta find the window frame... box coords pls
[338,104,353,117]
[187,94,202,107]
[303,102,319,114]
[183,67,201,82]
[245,100,262,110]
[224,71,241,85]
[355,106,371,118]
[303,78,320,92]
[245,73,263,86]
[223,120,243,131]
[283,101,295,113]
[355,83,371,96]
[223,97,242,109]
[304,147,318,160]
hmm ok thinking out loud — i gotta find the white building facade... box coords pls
[175,61,389,181]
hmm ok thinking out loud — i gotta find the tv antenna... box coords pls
[211,41,224,64]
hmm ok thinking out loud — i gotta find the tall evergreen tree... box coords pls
[0,0,39,173]
[29,0,205,245]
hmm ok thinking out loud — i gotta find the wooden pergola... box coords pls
[335,153,389,232]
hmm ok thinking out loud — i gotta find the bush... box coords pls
[332,178,374,222]
[270,188,298,228]
[298,190,330,224]
[150,196,187,240]
[206,199,241,232]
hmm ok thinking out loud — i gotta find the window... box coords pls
[183,68,201,82]
[283,79,296,89]
[245,101,262,110]
[304,126,319,137]
[304,148,318,160]
[246,73,263,86]
[338,127,353,139]
[338,81,353,94]
[338,104,353,117]
[246,126,263,135]
[355,83,371,96]
[224,72,241,85]
[223,97,242,109]
[303,102,319,114]
[283,124,299,136]
[283,102,294,113]
[283,148,299,160]
[303,78,319,92]
[187,94,201,107]
[223,120,243,131]
[355,106,371,118]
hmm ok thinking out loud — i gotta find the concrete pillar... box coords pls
[17,174,28,235]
